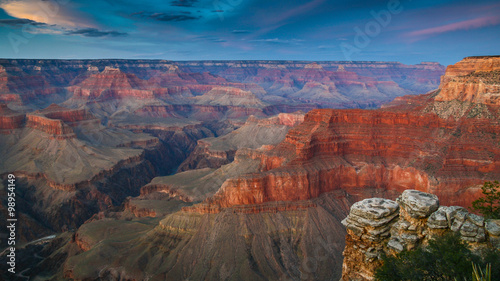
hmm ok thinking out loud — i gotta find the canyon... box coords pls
[0,58,444,242]
[1,56,499,281]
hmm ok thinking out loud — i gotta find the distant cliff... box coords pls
[0,59,445,112]
[176,60,445,94]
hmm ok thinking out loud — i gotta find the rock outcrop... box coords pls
[435,56,500,105]
[194,87,266,108]
[0,103,25,131]
[24,104,101,139]
[0,102,168,240]
[177,112,304,171]
[67,67,155,101]
[341,190,500,281]
[26,114,75,138]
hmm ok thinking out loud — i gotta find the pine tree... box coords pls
[472,181,500,219]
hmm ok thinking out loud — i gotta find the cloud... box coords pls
[194,35,226,43]
[408,16,500,37]
[0,18,47,26]
[232,30,251,34]
[171,0,198,7]
[317,45,335,49]
[133,11,200,22]
[0,0,94,28]
[259,0,326,27]
[250,38,304,44]
[65,28,128,37]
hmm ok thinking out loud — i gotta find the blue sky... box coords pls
[0,0,499,65]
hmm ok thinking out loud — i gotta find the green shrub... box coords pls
[375,232,500,281]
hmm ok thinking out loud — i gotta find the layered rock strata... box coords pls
[177,112,304,171]
[181,57,500,215]
[435,56,500,105]
[187,106,500,213]
[341,190,500,281]
[0,59,445,114]
[0,103,25,131]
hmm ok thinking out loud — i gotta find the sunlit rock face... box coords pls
[186,103,500,214]
[435,56,500,105]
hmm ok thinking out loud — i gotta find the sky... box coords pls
[0,0,499,65]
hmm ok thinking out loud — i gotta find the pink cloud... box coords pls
[408,15,500,37]
[248,0,326,38]
[266,0,326,26]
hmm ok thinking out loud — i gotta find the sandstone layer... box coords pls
[435,56,500,105]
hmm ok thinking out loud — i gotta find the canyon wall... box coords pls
[0,103,25,131]
[180,56,500,216]
[189,106,500,213]
[435,56,500,105]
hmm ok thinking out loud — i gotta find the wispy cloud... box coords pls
[263,0,325,26]
[65,28,127,37]
[0,18,47,26]
[250,38,304,45]
[408,15,500,38]
[193,35,226,43]
[232,30,251,34]
[132,11,200,22]
[171,0,198,7]
[244,0,326,40]
[0,16,126,37]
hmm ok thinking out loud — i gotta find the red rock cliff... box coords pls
[187,61,500,213]
[185,57,500,214]
[25,104,99,138]
[0,104,25,130]
[26,115,75,137]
